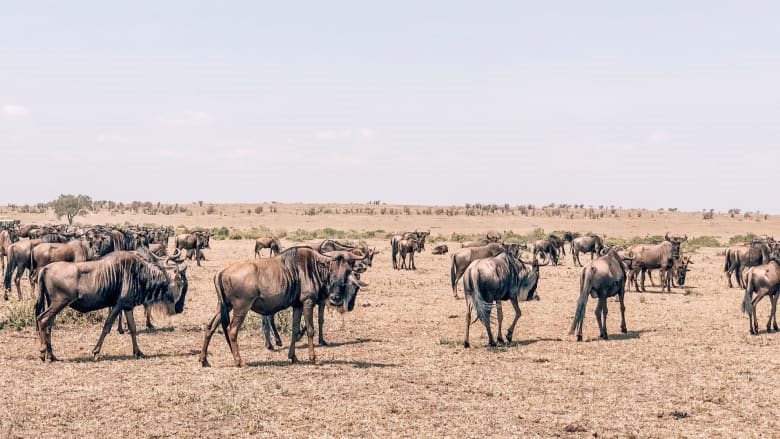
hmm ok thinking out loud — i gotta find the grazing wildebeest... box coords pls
[532,238,559,266]
[462,251,545,347]
[741,253,780,335]
[34,251,188,361]
[571,235,604,267]
[261,251,369,350]
[4,239,41,299]
[725,241,771,288]
[254,237,282,258]
[450,243,519,298]
[548,234,566,257]
[0,229,18,272]
[569,248,630,341]
[30,240,94,284]
[629,234,687,292]
[431,244,448,255]
[199,247,363,367]
[175,231,210,266]
[397,237,419,270]
[391,231,428,269]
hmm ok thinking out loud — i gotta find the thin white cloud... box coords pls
[1,105,31,120]
[158,110,214,127]
[316,128,376,142]
[97,134,129,144]
[648,130,670,145]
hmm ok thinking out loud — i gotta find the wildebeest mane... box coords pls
[90,253,172,306]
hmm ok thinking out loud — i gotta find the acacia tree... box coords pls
[52,194,93,225]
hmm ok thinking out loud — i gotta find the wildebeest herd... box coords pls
[0,222,779,367]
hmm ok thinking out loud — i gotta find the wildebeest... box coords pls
[30,240,94,285]
[741,254,780,335]
[569,248,630,341]
[199,247,363,367]
[462,251,545,347]
[628,234,687,292]
[254,237,282,258]
[4,239,41,299]
[431,244,448,255]
[571,235,604,267]
[532,238,559,266]
[34,251,189,361]
[0,229,18,272]
[175,231,210,266]
[390,231,428,269]
[450,243,519,298]
[725,241,772,288]
[563,231,581,253]
[397,237,419,270]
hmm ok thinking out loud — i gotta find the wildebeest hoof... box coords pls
[234,360,245,368]
[489,341,497,347]
[275,338,282,347]
[93,353,102,361]
[601,334,609,340]
[289,355,298,363]
[201,359,210,368]
[576,335,583,342]
[319,339,328,346]
[265,344,275,351]
[117,328,125,335]
[463,341,470,348]
[621,327,627,334]
[146,326,156,333]
[134,350,145,359]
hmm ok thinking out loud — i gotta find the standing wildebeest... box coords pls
[34,251,188,361]
[629,234,687,292]
[199,247,363,367]
[254,237,282,258]
[569,248,630,341]
[30,240,94,285]
[571,235,604,267]
[175,231,211,266]
[450,243,519,298]
[462,251,545,347]
[397,237,419,270]
[725,241,772,288]
[741,253,780,335]
[391,231,428,269]
[563,231,581,254]
[0,229,18,272]
[532,238,559,266]
[4,239,42,299]
[432,244,448,255]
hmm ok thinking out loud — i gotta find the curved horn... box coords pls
[665,232,670,241]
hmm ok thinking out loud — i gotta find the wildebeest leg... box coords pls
[647,270,656,287]
[116,311,126,334]
[772,293,780,332]
[483,307,496,347]
[288,306,303,363]
[36,299,70,362]
[261,315,275,350]
[464,295,472,348]
[303,299,317,362]
[92,305,124,361]
[600,297,609,339]
[196,248,202,267]
[199,311,221,367]
[618,291,627,334]
[410,251,415,270]
[726,267,734,288]
[123,310,144,358]
[594,297,605,340]
[766,292,778,333]
[495,301,504,345]
[737,266,745,289]
[317,300,327,346]
[14,269,24,300]
[227,311,247,367]
[144,305,155,331]
[506,298,521,343]
[751,292,767,335]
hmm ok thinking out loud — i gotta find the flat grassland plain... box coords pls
[1,204,779,438]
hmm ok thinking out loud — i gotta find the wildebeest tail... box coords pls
[724,249,731,273]
[214,271,232,349]
[569,267,594,334]
[741,270,755,316]
[450,256,458,293]
[463,272,492,327]
[34,266,51,318]
[3,247,15,291]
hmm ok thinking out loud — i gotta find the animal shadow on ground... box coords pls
[580,328,652,342]
[66,350,194,363]
[245,359,398,369]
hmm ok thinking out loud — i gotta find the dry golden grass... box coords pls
[0,206,778,437]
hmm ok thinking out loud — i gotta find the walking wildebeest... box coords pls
[569,248,631,341]
[725,241,772,288]
[4,239,41,299]
[571,235,604,267]
[450,243,519,298]
[254,237,282,258]
[34,251,189,361]
[431,244,448,255]
[0,229,18,272]
[397,237,419,270]
[175,231,210,266]
[462,251,545,347]
[199,247,364,367]
[741,252,780,335]
[532,238,559,265]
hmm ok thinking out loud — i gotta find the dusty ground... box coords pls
[1,207,779,438]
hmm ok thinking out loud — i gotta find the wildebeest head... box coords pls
[197,232,211,249]
[415,231,430,251]
[343,274,369,312]
[322,252,366,308]
[486,231,502,243]
[156,251,189,315]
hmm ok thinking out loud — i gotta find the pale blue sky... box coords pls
[1,1,778,211]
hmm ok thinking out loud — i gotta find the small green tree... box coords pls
[52,194,92,224]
